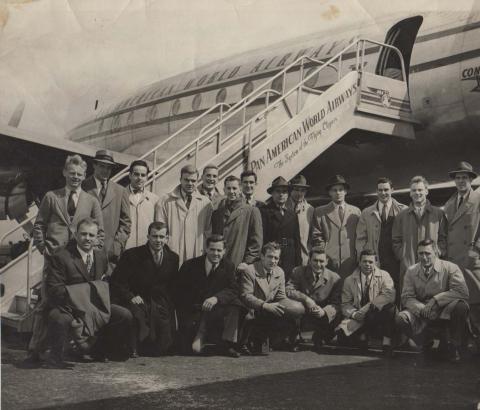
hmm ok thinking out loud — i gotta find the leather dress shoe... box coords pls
[447,344,461,363]
[45,353,72,369]
[382,344,395,358]
[223,346,240,358]
[130,349,139,359]
[25,350,41,364]
[238,344,252,356]
[289,344,300,353]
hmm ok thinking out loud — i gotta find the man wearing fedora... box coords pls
[82,150,131,267]
[311,175,361,278]
[443,162,480,275]
[356,177,407,302]
[443,162,480,336]
[286,175,314,265]
[260,177,301,280]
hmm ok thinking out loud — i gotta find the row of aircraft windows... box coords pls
[99,70,321,133]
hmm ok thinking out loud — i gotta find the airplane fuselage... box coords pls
[67,6,480,199]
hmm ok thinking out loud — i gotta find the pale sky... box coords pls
[0,0,471,138]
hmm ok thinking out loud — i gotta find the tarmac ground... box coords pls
[2,329,480,410]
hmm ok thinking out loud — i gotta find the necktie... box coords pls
[266,270,272,283]
[186,193,192,209]
[361,275,370,306]
[86,253,93,274]
[100,181,108,203]
[457,195,464,211]
[209,263,217,276]
[245,196,252,205]
[338,206,344,222]
[381,204,387,223]
[154,251,163,266]
[67,191,76,219]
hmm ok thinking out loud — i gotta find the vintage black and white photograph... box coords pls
[1,0,479,408]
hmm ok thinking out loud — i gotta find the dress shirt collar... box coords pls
[129,184,144,195]
[378,199,392,213]
[76,246,93,265]
[333,202,345,210]
[205,257,218,276]
[66,186,81,196]
[94,176,107,190]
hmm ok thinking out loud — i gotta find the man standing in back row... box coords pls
[392,175,447,287]
[155,165,213,265]
[260,177,301,280]
[125,160,159,250]
[82,150,131,266]
[311,175,361,278]
[286,175,314,266]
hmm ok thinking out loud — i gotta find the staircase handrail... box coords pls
[145,38,407,184]
[199,57,338,139]
[111,102,232,183]
[0,214,35,250]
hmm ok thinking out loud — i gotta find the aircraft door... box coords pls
[376,16,423,84]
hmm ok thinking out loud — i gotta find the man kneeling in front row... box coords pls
[339,249,396,356]
[174,235,243,357]
[396,239,469,362]
[45,218,133,367]
[286,247,342,352]
[238,242,304,354]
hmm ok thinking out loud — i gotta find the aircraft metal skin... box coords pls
[64,6,480,199]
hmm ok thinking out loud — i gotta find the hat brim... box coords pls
[325,182,350,191]
[291,184,310,189]
[93,158,116,166]
[448,170,477,179]
[267,184,291,194]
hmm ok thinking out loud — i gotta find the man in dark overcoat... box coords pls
[174,234,242,357]
[110,221,179,356]
[260,177,301,280]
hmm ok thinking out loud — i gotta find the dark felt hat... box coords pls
[290,174,310,189]
[267,176,291,194]
[93,149,115,166]
[448,161,477,179]
[325,174,350,191]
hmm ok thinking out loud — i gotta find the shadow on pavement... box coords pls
[37,357,479,410]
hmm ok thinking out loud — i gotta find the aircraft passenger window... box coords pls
[271,77,283,93]
[192,94,202,111]
[145,105,158,122]
[216,88,227,103]
[304,67,320,88]
[111,115,121,131]
[126,111,135,125]
[242,81,254,98]
[171,99,181,115]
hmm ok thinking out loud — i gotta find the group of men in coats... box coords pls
[26,146,478,365]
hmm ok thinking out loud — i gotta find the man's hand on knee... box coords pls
[202,296,218,312]
[262,302,285,317]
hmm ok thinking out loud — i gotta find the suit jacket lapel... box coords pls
[452,194,473,224]
[254,262,270,298]
[326,203,341,227]
[54,188,71,225]
[72,191,88,227]
[340,204,352,228]
[226,205,244,225]
[92,250,106,280]
[71,246,91,282]
[101,182,115,208]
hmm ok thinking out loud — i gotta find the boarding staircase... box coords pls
[0,38,417,331]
